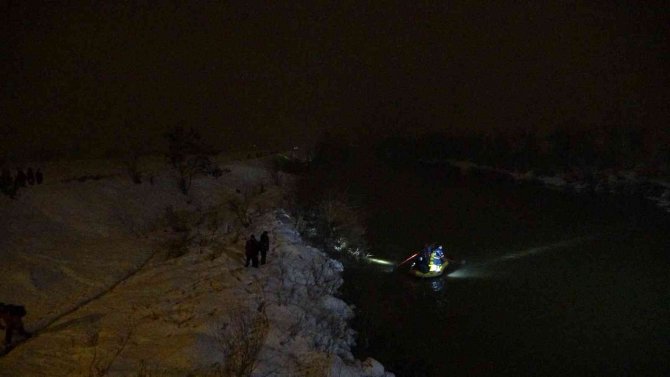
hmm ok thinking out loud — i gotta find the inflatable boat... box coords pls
[409,258,449,278]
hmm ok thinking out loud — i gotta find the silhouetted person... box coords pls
[245,235,260,268]
[414,244,432,273]
[259,231,270,265]
[0,168,11,195]
[35,168,43,184]
[0,303,31,351]
[26,168,35,185]
[14,169,27,188]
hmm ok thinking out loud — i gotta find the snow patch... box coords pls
[0,157,391,376]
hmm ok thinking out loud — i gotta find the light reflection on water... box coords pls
[446,266,490,279]
[445,237,593,280]
[489,237,590,264]
[339,164,670,377]
[430,278,445,292]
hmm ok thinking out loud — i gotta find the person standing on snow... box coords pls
[245,235,260,268]
[14,169,27,188]
[259,231,270,265]
[0,168,11,195]
[26,168,35,185]
[35,168,43,184]
[0,303,32,352]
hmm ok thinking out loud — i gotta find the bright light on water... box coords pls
[490,237,590,264]
[363,238,595,279]
[447,267,489,279]
[448,237,593,279]
[447,269,470,278]
[367,257,395,266]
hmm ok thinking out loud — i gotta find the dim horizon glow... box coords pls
[2,3,667,159]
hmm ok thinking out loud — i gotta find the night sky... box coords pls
[2,1,668,159]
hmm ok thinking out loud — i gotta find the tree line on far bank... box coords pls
[378,126,670,178]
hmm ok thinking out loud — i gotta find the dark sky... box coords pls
[2,1,668,159]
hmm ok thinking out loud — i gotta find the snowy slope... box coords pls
[0,157,392,377]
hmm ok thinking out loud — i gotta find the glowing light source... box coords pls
[489,237,590,264]
[447,266,488,279]
[367,258,395,266]
[447,269,471,279]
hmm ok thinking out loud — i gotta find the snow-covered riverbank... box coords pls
[0,157,392,376]
[433,159,670,213]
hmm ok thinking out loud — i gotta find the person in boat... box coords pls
[414,244,432,273]
[425,245,446,272]
[433,245,445,264]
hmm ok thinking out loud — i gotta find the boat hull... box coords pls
[409,260,449,278]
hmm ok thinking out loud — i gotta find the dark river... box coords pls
[338,164,670,377]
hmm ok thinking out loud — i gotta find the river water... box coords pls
[339,164,670,377]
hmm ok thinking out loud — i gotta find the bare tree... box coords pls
[214,306,269,377]
[75,323,135,377]
[164,126,216,195]
[227,194,252,228]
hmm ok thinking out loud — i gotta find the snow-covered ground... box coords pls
[0,157,392,377]
[445,159,670,213]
